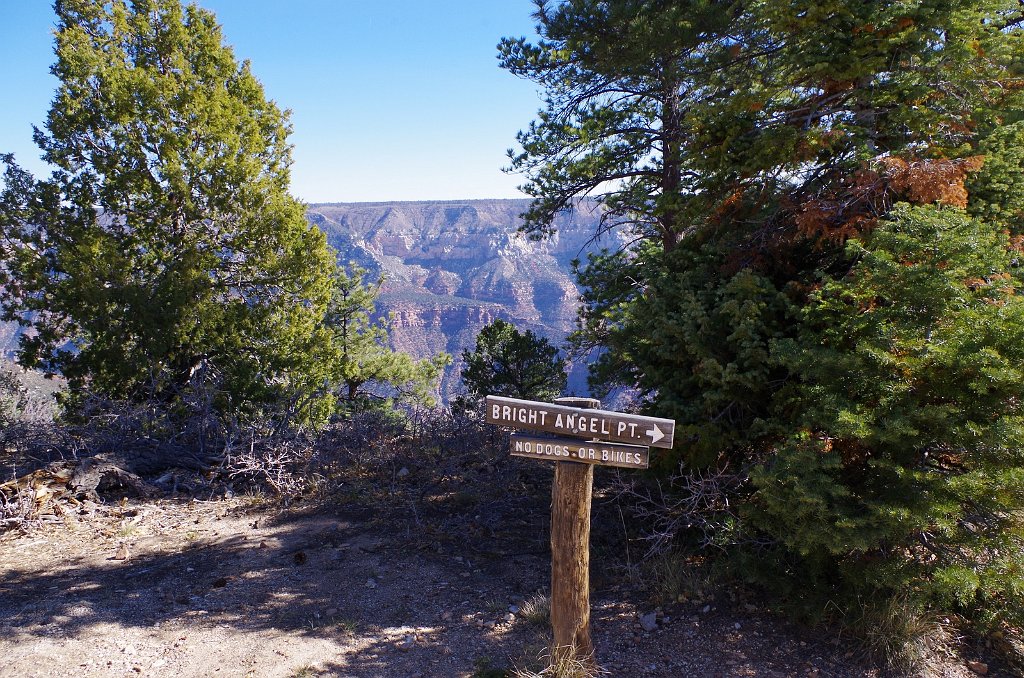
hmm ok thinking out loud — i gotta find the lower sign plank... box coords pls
[510,434,649,470]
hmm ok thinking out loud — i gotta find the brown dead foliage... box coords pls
[794,156,985,245]
[883,156,985,209]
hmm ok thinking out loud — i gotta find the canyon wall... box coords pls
[310,199,616,400]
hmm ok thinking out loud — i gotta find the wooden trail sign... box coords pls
[486,395,675,448]
[510,433,649,469]
[487,395,675,669]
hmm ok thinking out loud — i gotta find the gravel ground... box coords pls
[4,492,997,678]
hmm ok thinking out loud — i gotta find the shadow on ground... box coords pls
[0,492,567,676]
[0,456,920,678]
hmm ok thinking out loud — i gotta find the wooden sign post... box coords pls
[485,394,675,668]
[550,396,598,666]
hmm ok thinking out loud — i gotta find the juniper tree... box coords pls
[459,319,566,404]
[0,0,338,424]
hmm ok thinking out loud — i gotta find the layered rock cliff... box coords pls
[310,199,615,400]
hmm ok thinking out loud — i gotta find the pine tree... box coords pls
[499,0,743,250]
[504,1,1024,398]
[0,0,338,424]
[504,0,1024,634]
[324,264,449,415]
[754,205,1024,627]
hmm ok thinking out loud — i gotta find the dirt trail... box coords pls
[0,496,985,677]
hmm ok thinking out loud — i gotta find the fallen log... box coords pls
[0,443,219,529]
[0,455,158,509]
[67,456,159,500]
[74,435,220,477]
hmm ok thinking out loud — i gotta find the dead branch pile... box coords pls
[0,458,160,532]
[613,462,750,557]
[226,430,320,498]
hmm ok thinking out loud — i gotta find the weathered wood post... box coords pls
[550,396,599,665]
[484,394,674,671]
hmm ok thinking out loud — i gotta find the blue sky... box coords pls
[0,1,544,203]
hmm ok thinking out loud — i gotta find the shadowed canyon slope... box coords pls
[310,199,617,399]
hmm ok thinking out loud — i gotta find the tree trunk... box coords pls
[659,70,684,253]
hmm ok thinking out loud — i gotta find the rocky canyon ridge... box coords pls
[309,199,617,399]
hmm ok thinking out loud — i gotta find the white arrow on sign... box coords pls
[647,425,665,444]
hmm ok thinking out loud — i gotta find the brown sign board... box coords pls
[486,395,675,449]
[510,434,650,469]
